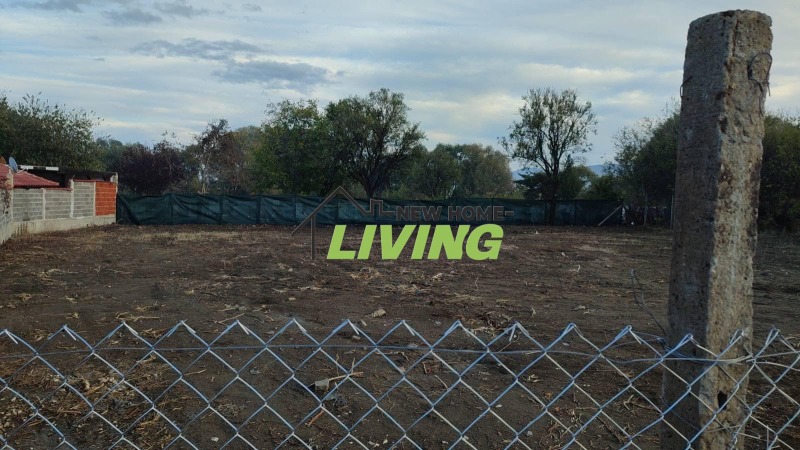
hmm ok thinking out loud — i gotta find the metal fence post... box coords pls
[663,10,772,449]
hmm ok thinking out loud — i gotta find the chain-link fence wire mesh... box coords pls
[0,320,797,449]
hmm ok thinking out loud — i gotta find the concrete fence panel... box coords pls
[11,190,44,222]
[72,181,96,218]
[44,189,72,220]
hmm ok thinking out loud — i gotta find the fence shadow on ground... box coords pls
[0,320,797,449]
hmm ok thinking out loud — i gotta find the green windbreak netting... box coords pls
[260,195,296,225]
[117,195,171,225]
[116,194,623,226]
[173,195,221,224]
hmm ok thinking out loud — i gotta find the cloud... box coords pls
[12,0,91,12]
[4,0,799,166]
[131,38,266,61]
[128,37,331,92]
[213,60,334,92]
[104,7,163,25]
[154,0,209,18]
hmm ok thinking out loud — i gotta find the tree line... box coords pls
[1,90,516,201]
[2,89,798,229]
[607,105,800,230]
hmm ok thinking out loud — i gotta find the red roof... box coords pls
[0,164,60,188]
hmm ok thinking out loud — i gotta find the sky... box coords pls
[2,0,799,166]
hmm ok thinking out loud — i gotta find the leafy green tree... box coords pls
[326,89,425,197]
[96,137,126,172]
[0,93,103,169]
[612,109,679,207]
[230,125,267,193]
[439,144,515,198]
[186,119,251,194]
[501,88,597,223]
[759,112,800,230]
[255,99,344,195]
[612,107,800,229]
[516,162,595,200]
[112,141,190,195]
[515,171,548,201]
[559,164,597,199]
[409,145,461,199]
[582,173,622,201]
[381,144,427,199]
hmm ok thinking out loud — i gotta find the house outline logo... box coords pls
[290,186,394,259]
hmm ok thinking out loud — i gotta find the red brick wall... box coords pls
[95,181,117,216]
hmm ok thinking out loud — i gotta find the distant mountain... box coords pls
[512,164,611,180]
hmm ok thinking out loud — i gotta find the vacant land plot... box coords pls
[1,225,797,341]
[0,225,798,448]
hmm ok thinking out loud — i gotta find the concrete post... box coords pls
[663,10,771,449]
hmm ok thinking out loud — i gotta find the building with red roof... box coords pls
[0,164,60,189]
[1,162,118,246]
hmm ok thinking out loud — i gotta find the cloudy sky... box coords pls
[2,0,798,165]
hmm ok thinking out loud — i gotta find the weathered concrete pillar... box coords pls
[663,10,772,449]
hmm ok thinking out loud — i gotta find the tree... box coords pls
[96,137,126,172]
[0,93,103,169]
[326,88,425,197]
[230,125,267,193]
[558,164,597,199]
[612,109,679,208]
[255,99,344,195]
[515,171,549,201]
[759,112,800,231]
[516,162,595,200]
[439,144,516,198]
[186,119,251,194]
[611,107,800,229]
[111,141,190,195]
[409,145,461,199]
[582,173,622,201]
[501,88,597,223]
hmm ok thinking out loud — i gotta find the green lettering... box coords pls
[327,225,356,259]
[428,225,470,259]
[381,225,416,259]
[466,224,503,260]
[411,225,431,259]
[357,225,377,259]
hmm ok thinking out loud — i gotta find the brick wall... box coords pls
[73,181,95,218]
[95,181,117,216]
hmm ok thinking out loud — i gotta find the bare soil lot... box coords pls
[0,225,798,449]
[1,225,797,341]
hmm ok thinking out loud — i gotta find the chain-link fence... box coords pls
[1,320,797,449]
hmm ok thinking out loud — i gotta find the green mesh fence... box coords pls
[116,194,623,226]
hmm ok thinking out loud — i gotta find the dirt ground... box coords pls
[0,225,798,449]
